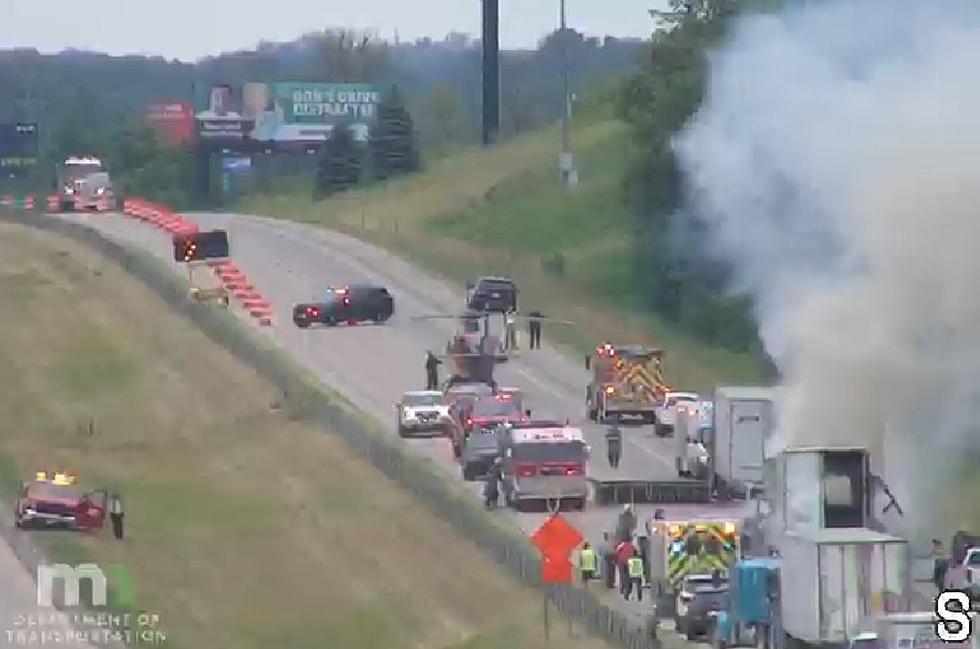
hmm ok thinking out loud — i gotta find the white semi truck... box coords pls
[711,386,777,499]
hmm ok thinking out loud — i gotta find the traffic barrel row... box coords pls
[0,195,37,210]
[122,198,198,237]
[211,260,273,326]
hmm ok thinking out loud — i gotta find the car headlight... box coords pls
[96,187,105,195]
[403,409,415,420]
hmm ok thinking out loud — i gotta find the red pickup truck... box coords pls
[14,472,106,531]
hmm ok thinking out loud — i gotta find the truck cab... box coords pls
[497,422,587,510]
[675,399,713,478]
[56,156,107,212]
[654,391,700,436]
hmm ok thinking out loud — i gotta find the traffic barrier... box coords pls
[46,195,60,213]
[1,195,11,206]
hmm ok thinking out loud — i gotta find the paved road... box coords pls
[53,209,752,631]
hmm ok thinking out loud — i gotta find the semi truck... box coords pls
[713,446,913,649]
[711,386,777,499]
[585,343,669,424]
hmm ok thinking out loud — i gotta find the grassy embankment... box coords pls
[0,222,613,649]
[241,111,767,390]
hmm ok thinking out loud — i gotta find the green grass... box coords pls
[0,223,614,649]
[241,114,767,390]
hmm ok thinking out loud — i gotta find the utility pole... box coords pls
[481,0,500,146]
[559,0,578,188]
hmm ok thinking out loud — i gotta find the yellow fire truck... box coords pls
[585,343,669,423]
[646,518,740,611]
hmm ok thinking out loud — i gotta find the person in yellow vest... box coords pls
[624,549,645,602]
[579,542,598,586]
[504,311,518,351]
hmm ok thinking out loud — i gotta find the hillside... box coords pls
[0,222,613,649]
[241,110,768,390]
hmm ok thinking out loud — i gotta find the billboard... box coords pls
[0,122,39,177]
[145,102,194,146]
[244,82,385,144]
[196,84,251,144]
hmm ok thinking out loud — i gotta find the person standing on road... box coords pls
[108,492,124,540]
[504,311,518,351]
[527,311,543,350]
[605,424,622,468]
[578,542,598,586]
[932,538,948,592]
[598,532,616,590]
[625,549,645,601]
[615,504,637,544]
[425,351,442,390]
[615,537,637,598]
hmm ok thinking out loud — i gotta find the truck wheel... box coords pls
[462,464,474,481]
[686,624,698,641]
[398,425,408,438]
[324,317,337,327]
[452,442,461,458]
[654,423,665,437]
[295,319,310,329]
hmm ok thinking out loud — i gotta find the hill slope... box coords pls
[0,222,612,649]
[242,113,767,390]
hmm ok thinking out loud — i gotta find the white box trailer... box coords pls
[711,386,776,498]
[779,528,911,646]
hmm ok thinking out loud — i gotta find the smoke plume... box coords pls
[674,0,980,532]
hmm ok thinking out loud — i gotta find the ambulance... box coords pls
[646,518,740,605]
[496,421,588,510]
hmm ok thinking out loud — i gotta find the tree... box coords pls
[370,86,419,180]
[314,123,362,198]
[427,84,462,150]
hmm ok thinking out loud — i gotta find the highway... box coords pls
[59,209,747,628]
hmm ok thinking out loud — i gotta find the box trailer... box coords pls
[711,386,776,498]
[779,528,911,646]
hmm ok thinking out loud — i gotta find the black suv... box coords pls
[465,277,518,313]
[293,284,394,327]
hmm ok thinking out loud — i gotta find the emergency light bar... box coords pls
[64,157,102,166]
[35,471,76,486]
[510,427,584,443]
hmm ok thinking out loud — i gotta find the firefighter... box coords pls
[109,492,124,540]
[527,310,543,350]
[605,424,622,468]
[625,549,645,601]
[579,542,598,586]
[484,458,502,509]
[425,351,441,390]
[615,504,637,543]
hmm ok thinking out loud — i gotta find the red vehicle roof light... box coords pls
[516,464,537,477]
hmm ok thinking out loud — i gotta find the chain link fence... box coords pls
[0,210,660,649]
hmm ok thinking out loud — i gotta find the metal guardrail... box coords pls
[0,210,661,649]
[591,479,710,505]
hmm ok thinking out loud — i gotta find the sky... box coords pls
[4,1,664,62]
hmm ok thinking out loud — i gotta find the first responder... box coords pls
[615,504,636,543]
[109,492,124,540]
[598,531,616,589]
[579,542,598,585]
[615,537,636,596]
[527,310,543,349]
[605,424,622,468]
[484,458,502,509]
[625,549,645,601]
[425,351,442,390]
[504,311,518,351]
[932,538,948,592]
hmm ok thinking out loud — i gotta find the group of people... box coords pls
[578,504,655,602]
[503,310,544,351]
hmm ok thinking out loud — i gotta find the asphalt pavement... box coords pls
[50,209,757,634]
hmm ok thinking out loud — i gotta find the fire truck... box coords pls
[585,343,669,424]
[646,518,740,614]
[448,389,526,458]
[14,471,107,531]
[496,421,588,511]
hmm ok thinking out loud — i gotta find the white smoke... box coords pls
[674,0,980,532]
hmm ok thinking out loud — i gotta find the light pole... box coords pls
[559,0,578,188]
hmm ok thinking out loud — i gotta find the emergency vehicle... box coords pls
[674,399,712,479]
[496,422,588,510]
[646,518,739,605]
[585,343,669,424]
[56,156,111,212]
[448,389,525,458]
[14,471,107,531]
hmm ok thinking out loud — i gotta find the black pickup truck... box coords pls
[293,284,394,327]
